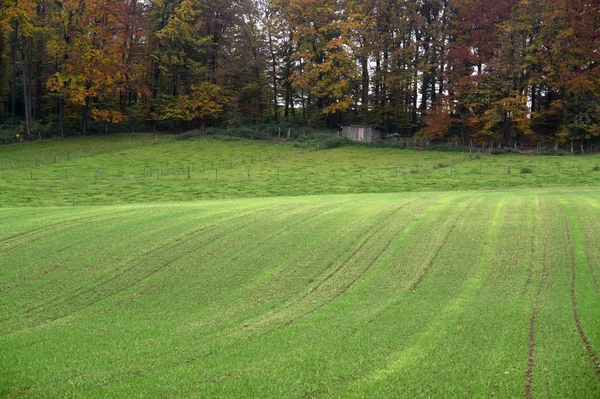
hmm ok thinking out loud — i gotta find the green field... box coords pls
[1,137,600,397]
[0,135,600,206]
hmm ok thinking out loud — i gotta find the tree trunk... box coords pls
[267,29,278,121]
[361,51,369,122]
[10,40,16,126]
[82,97,90,136]
[58,97,65,137]
[20,33,33,138]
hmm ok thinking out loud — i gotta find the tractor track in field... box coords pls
[565,217,600,381]
[197,200,420,345]
[16,221,222,315]
[524,197,548,399]
[581,199,600,295]
[231,200,416,331]
[1,205,302,335]
[0,209,135,253]
[257,201,433,338]
[573,211,600,297]
[178,201,432,366]
[409,200,475,292]
[17,204,282,316]
[279,201,415,304]
[17,208,284,315]
[117,202,340,312]
[0,209,65,224]
[521,221,537,296]
[0,209,129,242]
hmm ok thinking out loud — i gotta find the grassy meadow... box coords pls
[0,134,599,206]
[1,135,600,398]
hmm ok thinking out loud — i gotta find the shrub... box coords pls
[175,124,345,150]
[540,149,571,156]
[491,147,524,155]
[426,145,468,153]
[364,140,409,149]
[322,137,351,149]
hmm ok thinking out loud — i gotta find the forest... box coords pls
[0,0,598,148]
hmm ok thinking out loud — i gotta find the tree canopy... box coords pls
[0,0,598,147]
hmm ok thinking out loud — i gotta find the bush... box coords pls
[491,147,524,155]
[174,130,200,140]
[0,125,19,145]
[364,140,409,149]
[426,145,469,153]
[175,122,344,150]
[540,148,572,156]
[322,137,352,149]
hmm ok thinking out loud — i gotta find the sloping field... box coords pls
[2,136,600,206]
[1,190,599,398]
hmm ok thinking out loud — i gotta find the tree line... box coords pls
[0,0,598,147]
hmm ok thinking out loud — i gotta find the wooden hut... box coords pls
[341,125,384,143]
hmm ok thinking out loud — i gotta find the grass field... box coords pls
[1,135,600,206]
[1,136,600,397]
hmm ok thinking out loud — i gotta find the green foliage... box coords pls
[176,124,341,146]
[540,149,572,157]
[321,136,352,149]
[490,148,524,155]
[565,98,600,140]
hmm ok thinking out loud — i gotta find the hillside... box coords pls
[1,137,600,398]
[1,135,600,207]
